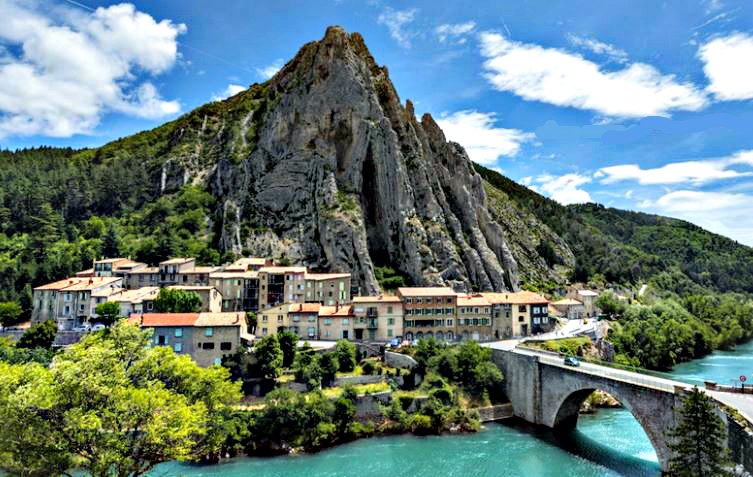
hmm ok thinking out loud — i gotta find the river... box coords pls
[154,341,753,477]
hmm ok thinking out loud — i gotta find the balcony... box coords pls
[367,318,378,329]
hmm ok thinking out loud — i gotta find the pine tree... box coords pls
[668,387,731,477]
[102,223,120,257]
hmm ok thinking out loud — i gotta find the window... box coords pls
[324,318,332,325]
[173,342,182,352]
[277,315,283,323]
[262,327,268,336]
[202,342,215,350]
[388,318,394,325]
[157,335,167,345]
[416,298,422,304]
[406,298,413,304]
[220,342,232,351]
[293,315,300,322]
[518,305,527,312]
[262,315,268,322]
[447,319,453,326]
[518,316,524,322]
[533,317,540,324]
[387,329,393,337]
[214,357,222,366]
[174,328,182,337]
[205,327,213,337]
[342,318,349,325]
[307,327,316,337]
[387,306,393,314]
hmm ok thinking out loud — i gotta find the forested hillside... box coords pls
[475,164,753,295]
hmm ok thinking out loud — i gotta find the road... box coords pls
[707,390,753,424]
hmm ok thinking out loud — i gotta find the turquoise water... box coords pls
[154,341,753,477]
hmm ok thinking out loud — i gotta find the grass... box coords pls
[529,336,592,356]
[322,382,391,399]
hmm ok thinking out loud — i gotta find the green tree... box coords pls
[595,291,627,317]
[293,343,321,390]
[668,387,731,477]
[102,223,120,257]
[154,288,202,313]
[0,302,23,328]
[254,334,283,380]
[94,301,121,326]
[278,330,298,368]
[0,321,242,476]
[320,351,339,387]
[245,311,257,334]
[335,339,356,373]
[16,320,57,350]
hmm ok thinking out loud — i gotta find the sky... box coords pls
[2,0,753,245]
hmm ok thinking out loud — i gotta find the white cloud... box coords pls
[566,34,629,64]
[435,21,476,44]
[531,173,593,205]
[0,0,184,138]
[377,8,418,48]
[479,32,708,119]
[435,110,535,164]
[699,33,753,101]
[212,83,246,101]
[644,189,753,246]
[256,59,284,80]
[596,150,753,185]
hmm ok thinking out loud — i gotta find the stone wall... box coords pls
[334,375,384,386]
[727,416,753,474]
[476,403,513,422]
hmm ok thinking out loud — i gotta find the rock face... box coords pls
[155,26,540,294]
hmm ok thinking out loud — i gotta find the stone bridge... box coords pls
[490,344,753,474]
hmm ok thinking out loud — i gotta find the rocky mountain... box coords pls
[95,25,570,294]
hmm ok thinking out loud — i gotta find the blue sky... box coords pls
[2,0,753,245]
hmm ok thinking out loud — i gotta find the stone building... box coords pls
[352,295,403,342]
[397,287,457,342]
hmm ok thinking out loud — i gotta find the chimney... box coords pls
[336,300,340,312]
[88,278,94,285]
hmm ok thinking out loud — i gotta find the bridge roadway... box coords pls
[488,342,753,473]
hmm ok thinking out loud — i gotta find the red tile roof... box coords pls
[138,313,199,327]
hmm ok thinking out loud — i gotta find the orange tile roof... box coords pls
[457,294,491,306]
[552,298,584,306]
[397,287,457,297]
[34,276,122,291]
[481,291,549,305]
[139,313,199,327]
[319,305,354,317]
[305,272,351,280]
[160,257,195,265]
[289,303,321,313]
[225,257,271,270]
[209,271,259,279]
[75,268,95,277]
[353,295,402,303]
[181,266,219,274]
[259,266,307,274]
[195,312,245,327]
[128,266,159,274]
[94,257,130,264]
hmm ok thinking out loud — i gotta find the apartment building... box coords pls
[258,303,289,337]
[124,266,159,289]
[158,258,197,286]
[483,291,551,338]
[456,294,493,342]
[32,276,123,330]
[397,287,457,341]
[352,295,403,341]
[257,266,308,309]
[210,271,260,312]
[287,303,320,340]
[304,273,351,305]
[551,298,585,320]
[135,312,249,367]
[168,285,222,313]
[571,290,599,317]
[318,304,354,340]
[108,286,160,316]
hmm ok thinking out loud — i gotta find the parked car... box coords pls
[564,356,580,367]
[73,323,91,333]
[91,323,106,332]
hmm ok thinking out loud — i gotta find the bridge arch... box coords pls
[550,386,665,466]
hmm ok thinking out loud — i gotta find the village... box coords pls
[25,256,607,367]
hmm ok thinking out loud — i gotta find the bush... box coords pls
[361,360,376,375]
[17,321,57,350]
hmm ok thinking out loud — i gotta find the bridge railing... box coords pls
[517,345,688,393]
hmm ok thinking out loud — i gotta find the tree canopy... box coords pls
[0,321,241,477]
[154,288,202,313]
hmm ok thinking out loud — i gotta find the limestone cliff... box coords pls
[137,26,571,293]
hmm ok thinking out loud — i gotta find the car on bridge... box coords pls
[564,356,580,367]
